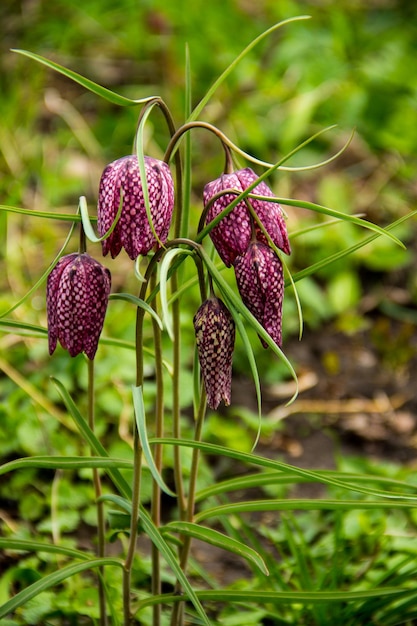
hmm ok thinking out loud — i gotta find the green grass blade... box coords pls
[195,498,416,522]
[0,456,132,476]
[132,385,176,497]
[138,587,410,610]
[0,204,82,221]
[12,49,157,106]
[0,557,123,619]
[269,195,405,248]
[163,521,269,575]
[151,438,417,501]
[0,538,91,561]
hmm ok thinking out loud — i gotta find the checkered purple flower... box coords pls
[97,155,174,260]
[47,253,111,359]
[203,167,290,267]
[234,242,284,348]
[193,297,235,409]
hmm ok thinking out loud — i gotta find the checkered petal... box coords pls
[193,297,235,409]
[47,253,111,359]
[203,168,290,267]
[234,242,284,348]
[97,155,174,260]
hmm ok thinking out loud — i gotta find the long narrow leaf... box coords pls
[150,438,417,501]
[195,469,417,503]
[0,204,82,221]
[0,538,91,561]
[132,385,176,497]
[0,456,132,476]
[194,498,416,523]
[163,521,269,575]
[12,49,157,106]
[137,587,412,610]
[0,557,123,619]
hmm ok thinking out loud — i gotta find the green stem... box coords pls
[170,390,207,626]
[150,272,164,626]
[87,358,108,626]
[123,302,146,626]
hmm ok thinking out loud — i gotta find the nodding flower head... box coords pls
[193,296,235,410]
[203,167,290,267]
[97,155,174,260]
[234,242,284,348]
[47,253,111,360]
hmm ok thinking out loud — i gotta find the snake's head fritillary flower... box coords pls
[234,242,284,348]
[203,167,290,267]
[47,253,111,360]
[97,155,174,260]
[193,297,235,409]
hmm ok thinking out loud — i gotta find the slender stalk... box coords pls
[170,389,207,626]
[87,358,108,626]
[123,302,146,626]
[150,272,164,626]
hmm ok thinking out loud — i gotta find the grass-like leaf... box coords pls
[12,49,157,106]
[151,438,417,502]
[159,247,194,340]
[194,498,416,523]
[195,469,417,503]
[0,455,132,476]
[138,587,411,609]
[0,538,91,561]
[0,204,82,221]
[0,557,123,619]
[132,385,176,497]
[163,521,269,575]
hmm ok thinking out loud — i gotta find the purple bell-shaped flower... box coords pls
[97,155,174,260]
[47,253,111,359]
[203,167,290,267]
[234,242,284,348]
[193,297,235,409]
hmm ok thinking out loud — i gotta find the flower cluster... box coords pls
[204,167,290,348]
[47,155,174,359]
[46,144,290,413]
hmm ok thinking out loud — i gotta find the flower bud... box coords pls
[97,155,174,260]
[193,297,235,409]
[47,253,111,359]
[234,242,284,348]
[203,167,290,267]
